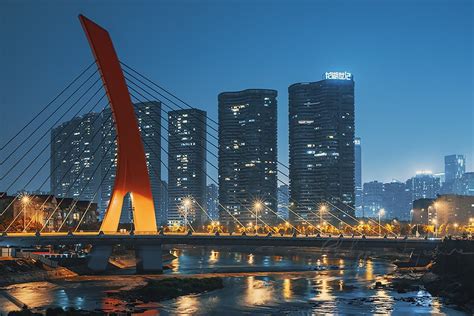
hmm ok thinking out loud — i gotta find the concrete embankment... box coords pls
[0,258,76,286]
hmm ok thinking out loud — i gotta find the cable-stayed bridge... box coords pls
[0,15,441,272]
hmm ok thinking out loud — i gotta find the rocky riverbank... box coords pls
[424,239,474,311]
[385,239,474,313]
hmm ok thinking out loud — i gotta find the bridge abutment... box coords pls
[87,245,113,272]
[135,244,163,274]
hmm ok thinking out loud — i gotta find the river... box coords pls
[0,246,468,315]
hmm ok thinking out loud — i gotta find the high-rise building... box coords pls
[411,198,436,225]
[382,181,412,220]
[362,181,384,218]
[218,89,278,228]
[442,154,466,194]
[354,137,363,217]
[289,72,355,224]
[445,154,465,183]
[100,102,163,225]
[433,194,474,225]
[51,113,102,203]
[277,184,289,220]
[408,171,441,202]
[160,180,169,224]
[456,172,474,196]
[168,109,207,227]
[206,184,219,221]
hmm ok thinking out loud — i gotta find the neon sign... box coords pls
[324,71,352,80]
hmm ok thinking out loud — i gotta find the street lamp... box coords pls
[182,197,192,232]
[20,193,31,232]
[378,208,385,237]
[254,201,262,235]
[432,218,438,238]
[319,205,327,226]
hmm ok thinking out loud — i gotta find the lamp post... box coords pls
[182,197,192,233]
[378,208,385,237]
[432,218,438,238]
[319,205,326,227]
[254,201,262,235]
[20,194,31,232]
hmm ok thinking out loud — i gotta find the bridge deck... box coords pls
[0,233,442,250]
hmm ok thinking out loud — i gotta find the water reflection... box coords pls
[0,248,468,316]
[174,295,200,314]
[243,276,273,306]
[283,278,292,299]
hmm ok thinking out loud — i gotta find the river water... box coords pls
[0,246,468,315]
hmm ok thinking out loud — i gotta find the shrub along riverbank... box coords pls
[111,277,224,303]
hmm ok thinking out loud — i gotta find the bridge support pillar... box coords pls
[135,244,163,274]
[87,245,113,272]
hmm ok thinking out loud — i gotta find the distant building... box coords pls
[218,89,278,228]
[442,155,466,194]
[160,180,169,225]
[412,194,474,226]
[362,181,384,218]
[434,194,474,226]
[168,109,207,227]
[412,198,436,225]
[55,198,99,231]
[289,72,355,224]
[101,102,163,225]
[382,181,412,220]
[456,172,474,196]
[206,184,219,221]
[445,154,465,183]
[408,171,441,201]
[50,113,102,203]
[354,137,363,217]
[277,184,289,220]
[5,194,98,232]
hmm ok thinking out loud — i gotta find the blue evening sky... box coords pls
[1,0,472,192]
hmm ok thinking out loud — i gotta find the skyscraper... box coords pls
[362,181,384,218]
[51,113,101,203]
[277,184,290,220]
[354,137,363,217]
[445,154,466,183]
[382,181,412,220]
[289,72,355,224]
[168,109,207,227]
[407,171,441,202]
[206,184,219,221]
[442,154,466,193]
[160,180,169,223]
[100,102,163,225]
[218,89,278,228]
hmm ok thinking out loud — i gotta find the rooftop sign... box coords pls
[324,71,353,80]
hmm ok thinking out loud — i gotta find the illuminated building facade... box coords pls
[354,137,363,217]
[382,180,412,220]
[168,109,207,227]
[51,113,102,203]
[362,181,384,218]
[407,171,441,201]
[288,73,355,224]
[277,184,290,220]
[206,184,219,221]
[218,89,278,228]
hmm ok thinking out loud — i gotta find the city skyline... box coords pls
[1,1,472,191]
[1,4,473,315]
